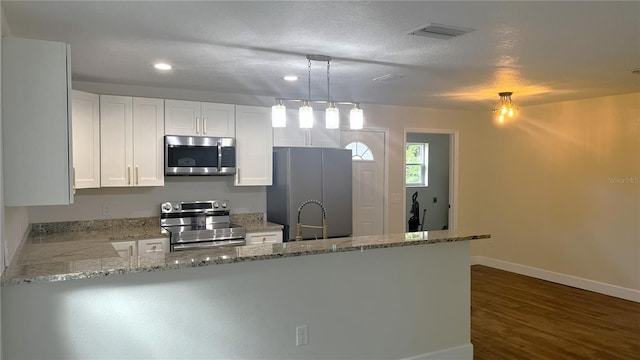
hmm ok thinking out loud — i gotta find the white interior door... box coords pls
[341,130,386,236]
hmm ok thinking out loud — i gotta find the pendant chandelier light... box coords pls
[272,54,364,130]
[492,92,518,123]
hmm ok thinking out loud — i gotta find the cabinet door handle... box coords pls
[135,166,139,185]
[128,245,134,257]
[72,167,76,194]
[196,117,200,134]
[203,117,207,134]
[127,166,131,185]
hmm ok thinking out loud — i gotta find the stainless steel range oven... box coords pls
[160,200,246,251]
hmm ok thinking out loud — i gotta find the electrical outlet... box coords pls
[296,325,308,346]
[102,204,110,216]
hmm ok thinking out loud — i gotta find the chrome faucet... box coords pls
[295,200,327,241]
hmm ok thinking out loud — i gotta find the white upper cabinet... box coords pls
[132,97,165,186]
[235,105,273,186]
[165,99,234,137]
[71,90,100,189]
[2,37,73,206]
[273,109,340,148]
[100,95,164,187]
[201,102,235,137]
[100,95,133,187]
[164,100,198,136]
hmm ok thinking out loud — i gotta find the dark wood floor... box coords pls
[471,265,640,360]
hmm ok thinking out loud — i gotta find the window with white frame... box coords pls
[405,143,428,186]
[345,141,374,161]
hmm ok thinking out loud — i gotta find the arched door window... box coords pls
[345,141,374,161]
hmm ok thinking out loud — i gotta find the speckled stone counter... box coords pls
[230,213,283,232]
[2,217,488,286]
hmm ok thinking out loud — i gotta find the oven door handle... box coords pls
[172,239,246,251]
[217,141,223,173]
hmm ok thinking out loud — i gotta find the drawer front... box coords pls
[111,240,137,258]
[138,238,169,255]
[246,231,283,245]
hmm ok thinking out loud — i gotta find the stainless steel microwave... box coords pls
[164,135,236,176]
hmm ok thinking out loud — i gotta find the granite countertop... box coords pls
[2,216,488,287]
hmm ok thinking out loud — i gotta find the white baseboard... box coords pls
[400,343,473,360]
[471,256,640,303]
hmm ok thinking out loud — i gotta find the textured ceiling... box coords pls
[2,1,639,111]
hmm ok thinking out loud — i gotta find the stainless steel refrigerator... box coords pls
[267,147,352,241]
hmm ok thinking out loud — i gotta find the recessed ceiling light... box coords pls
[154,63,172,70]
[283,75,298,81]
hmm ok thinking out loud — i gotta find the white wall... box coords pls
[29,177,266,223]
[2,242,472,360]
[471,93,640,293]
[0,6,4,359]
[1,1,4,272]
[363,94,639,295]
[363,103,488,236]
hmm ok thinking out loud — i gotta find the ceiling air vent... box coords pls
[372,74,404,82]
[408,22,474,40]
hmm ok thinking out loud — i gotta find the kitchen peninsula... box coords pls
[2,218,489,360]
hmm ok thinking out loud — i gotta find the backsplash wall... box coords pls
[28,176,266,223]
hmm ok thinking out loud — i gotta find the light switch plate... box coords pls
[296,325,308,346]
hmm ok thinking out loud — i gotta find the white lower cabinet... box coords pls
[235,105,273,186]
[245,230,283,245]
[111,238,169,257]
[137,238,170,255]
[111,240,137,258]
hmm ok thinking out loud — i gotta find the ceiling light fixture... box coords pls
[272,54,364,130]
[153,63,172,70]
[272,99,286,127]
[299,57,314,128]
[324,58,339,129]
[283,75,298,81]
[349,104,363,130]
[492,92,518,123]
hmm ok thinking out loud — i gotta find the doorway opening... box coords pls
[403,129,458,232]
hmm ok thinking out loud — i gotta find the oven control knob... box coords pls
[221,201,228,208]
[213,202,219,209]
[173,204,181,211]
[161,202,172,212]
